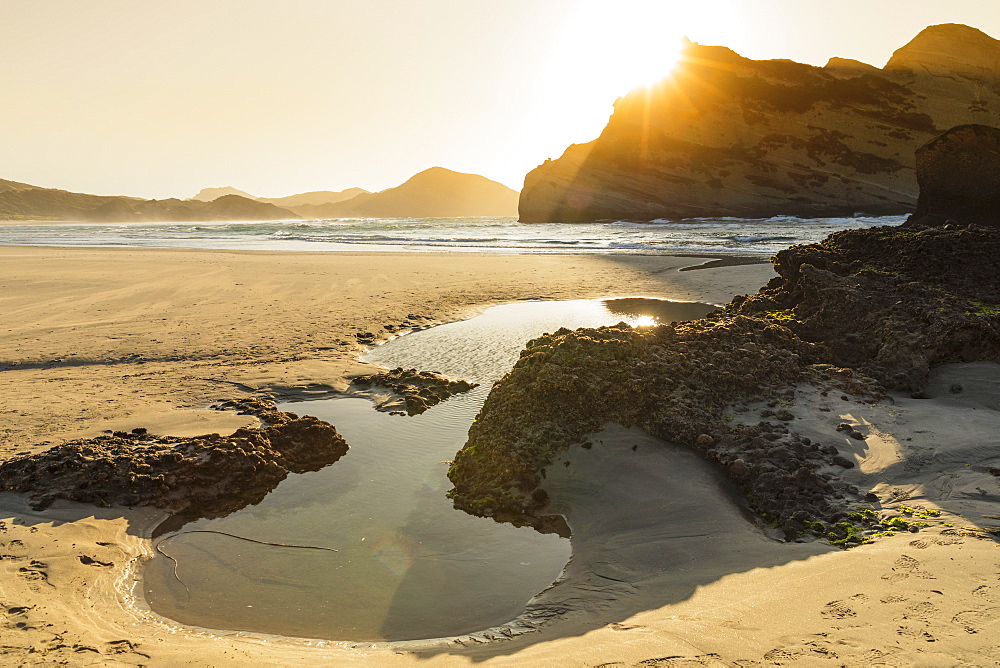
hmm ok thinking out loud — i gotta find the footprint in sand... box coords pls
[952,609,991,634]
[901,601,938,622]
[761,647,803,663]
[636,655,725,667]
[821,600,858,619]
[972,585,996,602]
[882,554,935,582]
[16,560,50,587]
[881,594,908,604]
[896,625,936,642]
[909,538,930,549]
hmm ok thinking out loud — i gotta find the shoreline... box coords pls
[2,245,998,665]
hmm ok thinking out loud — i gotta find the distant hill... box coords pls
[0,181,298,222]
[262,188,369,209]
[190,186,257,202]
[188,186,371,212]
[1,169,516,222]
[0,178,39,194]
[296,167,519,218]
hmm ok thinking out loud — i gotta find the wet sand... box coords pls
[1,246,998,665]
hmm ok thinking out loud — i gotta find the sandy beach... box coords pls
[1,245,999,666]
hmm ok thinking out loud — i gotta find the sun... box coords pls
[552,1,686,95]
[540,1,747,99]
[527,1,747,168]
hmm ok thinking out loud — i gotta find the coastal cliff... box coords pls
[519,24,1000,223]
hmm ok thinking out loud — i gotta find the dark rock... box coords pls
[774,409,795,421]
[729,225,1000,392]
[904,124,1000,228]
[831,456,856,469]
[351,367,479,415]
[0,400,349,518]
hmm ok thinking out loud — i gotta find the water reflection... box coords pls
[144,297,714,641]
[603,297,716,324]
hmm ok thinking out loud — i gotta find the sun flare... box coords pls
[632,315,657,328]
[531,0,747,151]
[544,0,745,100]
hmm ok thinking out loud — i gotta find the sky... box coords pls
[3,1,1000,199]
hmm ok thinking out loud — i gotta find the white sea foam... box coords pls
[0,214,907,256]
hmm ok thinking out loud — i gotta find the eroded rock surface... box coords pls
[729,224,1000,390]
[351,367,478,415]
[448,223,1000,541]
[519,24,1000,222]
[0,400,348,516]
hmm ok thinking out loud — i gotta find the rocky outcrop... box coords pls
[446,317,855,539]
[728,225,1000,390]
[904,124,1000,227]
[351,367,479,415]
[451,209,1000,540]
[519,24,1000,222]
[0,399,348,516]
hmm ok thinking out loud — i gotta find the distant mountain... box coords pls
[297,167,519,218]
[188,186,371,212]
[262,188,369,209]
[0,181,298,222]
[190,186,257,202]
[519,23,1000,222]
[1,169,515,222]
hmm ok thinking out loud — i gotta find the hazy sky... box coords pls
[3,1,999,199]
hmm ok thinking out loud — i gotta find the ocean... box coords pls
[0,214,907,256]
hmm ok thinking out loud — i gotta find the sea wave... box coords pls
[728,235,798,243]
[0,214,908,255]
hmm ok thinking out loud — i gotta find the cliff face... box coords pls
[519,24,1000,222]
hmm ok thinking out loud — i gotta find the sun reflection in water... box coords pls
[632,315,657,327]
